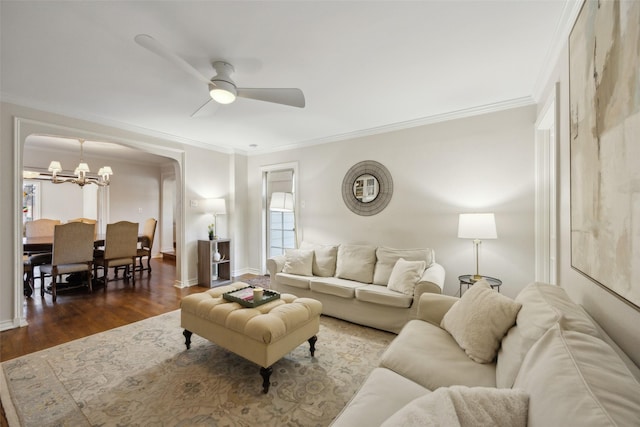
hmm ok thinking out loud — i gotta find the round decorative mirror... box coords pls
[342,160,393,216]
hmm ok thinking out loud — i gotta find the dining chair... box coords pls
[23,255,34,297]
[39,222,95,302]
[24,218,61,239]
[93,221,139,289]
[67,217,98,238]
[24,218,61,290]
[135,218,157,275]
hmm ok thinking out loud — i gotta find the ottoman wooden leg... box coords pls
[183,329,192,350]
[308,335,318,357]
[260,366,273,394]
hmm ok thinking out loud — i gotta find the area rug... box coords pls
[1,309,394,426]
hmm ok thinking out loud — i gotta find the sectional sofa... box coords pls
[267,242,445,333]
[331,281,640,426]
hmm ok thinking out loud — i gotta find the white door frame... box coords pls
[534,83,559,284]
[259,162,298,275]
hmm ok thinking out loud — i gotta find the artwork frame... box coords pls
[569,0,640,310]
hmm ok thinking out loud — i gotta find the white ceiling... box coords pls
[1,1,581,156]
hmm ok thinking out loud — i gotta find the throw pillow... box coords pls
[335,244,377,283]
[441,280,522,363]
[373,247,435,285]
[300,241,338,277]
[513,323,640,427]
[381,385,528,427]
[387,258,427,295]
[281,249,314,276]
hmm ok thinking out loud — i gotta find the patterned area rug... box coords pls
[244,275,272,289]
[1,309,394,426]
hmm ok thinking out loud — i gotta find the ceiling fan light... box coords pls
[209,82,237,104]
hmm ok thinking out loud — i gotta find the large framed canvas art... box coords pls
[569,0,640,309]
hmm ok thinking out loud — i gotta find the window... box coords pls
[269,208,295,256]
[22,181,41,225]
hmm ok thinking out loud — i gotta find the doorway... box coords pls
[261,163,298,273]
[11,117,187,330]
[534,83,559,284]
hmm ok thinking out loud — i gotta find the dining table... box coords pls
[22,234,150,253]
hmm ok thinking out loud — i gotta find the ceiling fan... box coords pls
[134,34,305,111]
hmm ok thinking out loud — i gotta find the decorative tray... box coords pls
[222,286,280,308]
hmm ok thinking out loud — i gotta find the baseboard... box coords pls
[0,317,27,332]
[173,278,199,288]
[233,267,262,277]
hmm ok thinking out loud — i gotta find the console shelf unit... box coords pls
[198,239,232,287]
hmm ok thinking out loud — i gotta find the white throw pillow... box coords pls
[496,282,601,388]
[335,244,377,283]
[281,249,314,276]
[513,323,640,426]
[387,258,427,295]
[373,247,435,285]
[381,385,528,427]
[299,241,338,277]
[441,280,522,363]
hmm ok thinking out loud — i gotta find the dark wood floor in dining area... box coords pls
[0,258,255,362]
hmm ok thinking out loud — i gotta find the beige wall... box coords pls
[538,43,640,366]
[247,105,537,299]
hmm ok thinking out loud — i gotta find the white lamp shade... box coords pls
[202,198,226,214]
[270,192,294,212]
[458,213,497,239]
[48,161,63,173]
[75,162,90,173]
[99,166,113,176]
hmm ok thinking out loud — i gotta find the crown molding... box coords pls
[248,96,535,156]
[531,0,584,102]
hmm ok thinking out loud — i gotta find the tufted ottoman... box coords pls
[180,282,323,393]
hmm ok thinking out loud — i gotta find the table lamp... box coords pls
[458,213,497,281]
[201,198,226,239]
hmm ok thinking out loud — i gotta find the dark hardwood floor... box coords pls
[0,258,254,362]
[0,258,257,424]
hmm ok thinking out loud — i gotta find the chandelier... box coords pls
[47,139,113,187]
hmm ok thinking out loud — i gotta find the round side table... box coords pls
[458,275,502,296]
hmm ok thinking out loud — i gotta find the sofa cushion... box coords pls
[496,282,601,388]
[300,241,338,277]
[281,249,314,276]
[275,272,311,289]
[387,258,426,295]
[355,284,413,308]
[330,368,430,427]
[309,277,365,298]
[380,319,497,390]
[514,323,640,427]
[335,244,377,283]
[381,385,528,427]
[441,280,521,363]
[373,247,435,285]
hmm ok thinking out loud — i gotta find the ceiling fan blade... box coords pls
[236,88,305,108]
[190,97,220,117]
[134,34,211,85]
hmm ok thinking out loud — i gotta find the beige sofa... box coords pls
[267,242,445,333]
[332,282,640,426]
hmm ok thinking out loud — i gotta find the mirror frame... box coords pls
[341,160,393,216]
